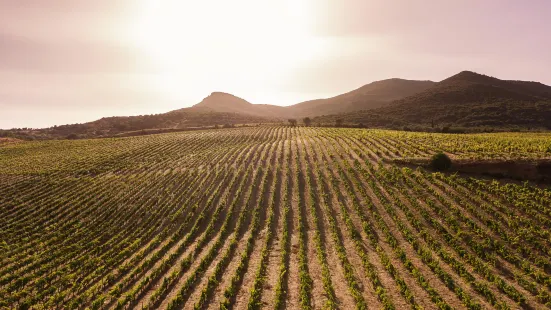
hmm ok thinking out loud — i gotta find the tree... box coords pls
[430,152,452,171]
[335,118,343,127]
[288,119,297,126]
[303,117,312,127]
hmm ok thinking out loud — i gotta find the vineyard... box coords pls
[1,126,551,310]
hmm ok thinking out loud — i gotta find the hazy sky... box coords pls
[1,0,550,129]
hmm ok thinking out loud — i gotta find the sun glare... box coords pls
[129,0,323,100]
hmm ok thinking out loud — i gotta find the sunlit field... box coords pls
[2,126,551,309]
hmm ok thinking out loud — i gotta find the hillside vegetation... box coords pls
[1,110,270,140]
[4,71,551,140]
[189,80,435,119]
[189,92,289,118]
[2,126,551,309]
[287,78,435,117]
[315,71,551,130]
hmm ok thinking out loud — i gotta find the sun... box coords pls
[128,0,324,99]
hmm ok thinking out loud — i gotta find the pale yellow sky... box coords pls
[1,0,551,128]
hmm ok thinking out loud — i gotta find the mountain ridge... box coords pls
[188,78,436,118]
[314,70,551,130]
[3,70,551,139]
[189,92,289,118]
[286,78,435,117]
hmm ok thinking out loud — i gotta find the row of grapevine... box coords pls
[2,125,550,309]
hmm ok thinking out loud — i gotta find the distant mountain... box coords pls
[189,92,288,118]
[2,109,272,140]
[188,79,436,119]
[314,71,551,130]
[5,70,551,140]
[5,77,436,140]
[286,78,435,117]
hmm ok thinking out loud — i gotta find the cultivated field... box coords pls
[1,126,551,309]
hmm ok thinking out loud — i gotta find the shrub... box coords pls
[430,152,452,171]
[546,145,551,153]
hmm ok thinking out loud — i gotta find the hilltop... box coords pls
[4,70,551,140]
[189,80,436,119]
[286,78,435,117]
[314,71,551,130]
[188,92,289,118]
[1,78,437,139]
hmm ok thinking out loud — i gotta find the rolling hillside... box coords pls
[188,92,289,118]
[286,78,435,117]
[315,71,551,130]
[2,78,437,139]
[4,70,551,140]
[1,109,272,140]
[190,79,436,118]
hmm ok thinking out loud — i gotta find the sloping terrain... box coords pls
[4,70,551,141]
[1,126,551,309]
[191,80,436,119]
[1,109,272,140]
[2,79,436,140]
[188,92,289,118]
[286,78,435,117]
[315,71,551,129]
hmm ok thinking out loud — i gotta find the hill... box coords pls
[191,80,436,119]
[314,71,551,130]
[5,70,551,140]
[2,78,436,140]
[1,109,272,140]
[286,78,435,117]
[189,92,289,118]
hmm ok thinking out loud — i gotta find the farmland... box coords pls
[1,126,551,309]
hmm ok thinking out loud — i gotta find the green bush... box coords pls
[430,152,452,171]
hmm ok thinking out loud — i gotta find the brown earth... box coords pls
[392,158,551,183]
